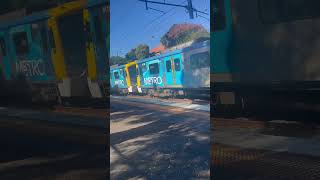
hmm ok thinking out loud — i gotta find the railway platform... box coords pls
[212,117,320,180]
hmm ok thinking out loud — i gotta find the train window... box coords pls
[213,0,226,31]
[190,52,210,68]
[119,69,124,76]
[13,32,29,55]
[166,60,172,72]
[149,63,159,75]
[0,37,7,57]
[259,0,320,23]
[114,71,119,79]
[174,58,181,71]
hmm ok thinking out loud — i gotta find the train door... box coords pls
[85,5,108,81]
[118,68,127,89]
[58,12,91,98]
[0,32,11,80]
[126,62,138,93]
[164,56,174,87]
[172,53,183,86]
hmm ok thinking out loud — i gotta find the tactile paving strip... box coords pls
[212,143,320,180]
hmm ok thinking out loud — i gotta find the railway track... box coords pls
[53,106,108,118]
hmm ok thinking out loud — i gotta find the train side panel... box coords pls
[231,0,320,82]
[8,23,55,81]
[183,41,210,89]
[139,58,165,89]
[212,0,320,110]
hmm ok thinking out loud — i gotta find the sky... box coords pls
[110,0,210,57]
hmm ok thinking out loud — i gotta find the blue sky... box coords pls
[110,0,210,57]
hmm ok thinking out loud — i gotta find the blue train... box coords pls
[0,0,109,105]
[110,40,210,97]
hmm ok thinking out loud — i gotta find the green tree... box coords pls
[110,56,129,66]
[160,23,209,48]
[125,48,137,61]
[125,44,150,61]
[135,44,150,60]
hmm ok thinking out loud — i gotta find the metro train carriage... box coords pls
[212,0,320,113]
[0,0,109,106]
[137,49,183,97]
[110,40,210,98]
[110,64,128,95]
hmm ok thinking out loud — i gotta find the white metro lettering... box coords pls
[17,60,46,77]
[144,76,162,85]
[115,80,124,86]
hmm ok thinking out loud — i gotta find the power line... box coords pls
[138,0,209,19]
[142,0,187,33]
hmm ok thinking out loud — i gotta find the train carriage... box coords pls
[111,40,210,98]
[0,0,110,105]
[110,64,128,94]
[136,49,183,96]
[182,40,210,90]
[212,0,320,113]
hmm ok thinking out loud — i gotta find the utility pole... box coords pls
[138,0,208,19]
[187,0,194,19]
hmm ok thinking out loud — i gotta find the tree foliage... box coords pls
[125,48,137,61]
[110,56,129,66]
[160,23,209,48]
[135,44,149,60]
[125,44,150,61]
